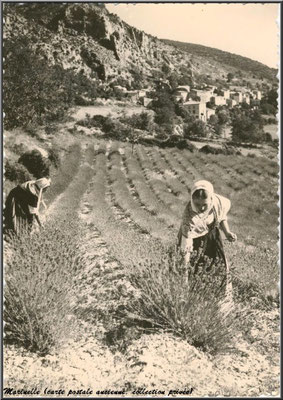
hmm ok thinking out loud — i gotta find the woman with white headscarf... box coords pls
[4,177,51,236]
[177,180,237,267]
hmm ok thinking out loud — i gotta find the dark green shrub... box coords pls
[231,111,265,144]
[199,145,221,155]
[273,138,279,148]
[184,119,208,138]
[11,143,26,155]
[48,147,61,168]
[4,36,103,129]
[44,124,57,136]
[200,145,240,155]
[4,160,32,183]
[267,117,277,124]
[18,150,51,179]
[120,112,154,132]
[264,132,273,143]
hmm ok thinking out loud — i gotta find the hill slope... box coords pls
[3,3,277,87]
[162,39,277,82]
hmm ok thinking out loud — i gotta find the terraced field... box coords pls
[4,138,279,397]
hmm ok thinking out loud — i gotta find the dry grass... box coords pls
[3,142,95,355]
[116,247,238,354]
[4,220,83,355]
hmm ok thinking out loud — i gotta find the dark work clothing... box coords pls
[192,225,227,271]
[193,224,226,261]
[4,185,38,236]
[177,206,227,274]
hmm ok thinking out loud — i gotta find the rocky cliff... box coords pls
[3,3,276,87]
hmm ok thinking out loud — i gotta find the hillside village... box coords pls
[107,75,277,145]
[114,82,264,123]
[3,2,278,146]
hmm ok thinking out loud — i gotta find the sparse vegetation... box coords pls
[163,39,277,82]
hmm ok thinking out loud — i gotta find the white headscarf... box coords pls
[191,180,214,216]
[35,177,51,190]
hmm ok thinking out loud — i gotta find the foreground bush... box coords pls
[18,150,51,179]
[4,219,83,354]
[123,247,238,354]
[4,160,32,183]
[47,146,61,169]
[199,144,241,156]
[140,136,196,151]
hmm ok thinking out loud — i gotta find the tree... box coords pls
[126,129,143,153]
[168,73,179,90]
[161,63,171,75]
[227,72,234,82]
[260,89,278,115]
[175,103,195,123]
[4,36,100,129]
[217,110,230,125]
[129,67,145,90]
[150,90,177,126]
[184,119,208,138]
[120,112,154,132]
[231,113,265,143]
[178,74,193,87]
[241,102,251,111]
[208,114,221,136]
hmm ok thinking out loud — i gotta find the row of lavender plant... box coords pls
[145,147,189,202]
[135,145,184,217]
[4,144,95,354]
[84,145,243,354]
[107,146,170,241]
[121,144,178,231]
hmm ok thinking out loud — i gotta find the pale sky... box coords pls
[106,3,279,69]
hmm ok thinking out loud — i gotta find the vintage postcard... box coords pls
[2,1,280,398]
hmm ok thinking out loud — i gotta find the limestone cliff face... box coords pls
[4,3,272,85]
[3,3,172,82]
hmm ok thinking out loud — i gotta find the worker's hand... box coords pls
[226,231,237,242]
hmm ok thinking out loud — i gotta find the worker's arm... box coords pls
[220,220,237,242]
[180,235,193,263]
[41,199,48,210]
[34,214,42,227]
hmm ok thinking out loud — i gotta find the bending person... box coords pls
[177,180,237,270]
[4,177,51,237]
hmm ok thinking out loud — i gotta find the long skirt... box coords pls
[177,226,231,298]
[192,226,226,270]
[193,227,232,301]
[4,186,37,237]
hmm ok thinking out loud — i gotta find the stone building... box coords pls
[183,100,206,122]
